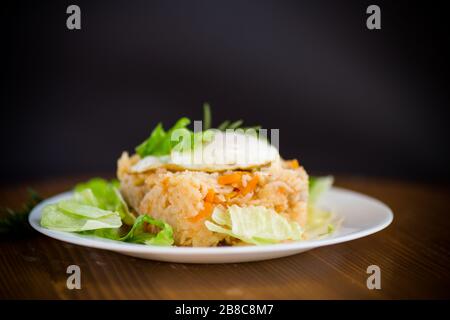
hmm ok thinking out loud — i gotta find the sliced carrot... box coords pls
[288,159,299,169]
[225,191,238,200]
[133,177,145,186]
[213,194,223,204]
[204,188,215,202]
[189,202,214,223]
[275,204,284,212]
[161,177,170,191]
[218,172,243,185]
[240,175,259,196]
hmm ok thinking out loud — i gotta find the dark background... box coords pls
[2,0,449,183]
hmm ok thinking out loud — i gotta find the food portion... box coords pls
[40,104,336,247]
[118,150,308,246]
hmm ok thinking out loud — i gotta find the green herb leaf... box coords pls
[227,120,244,130]
[217,120,230,131]
[203,102,212,130]
[0,189,42,237]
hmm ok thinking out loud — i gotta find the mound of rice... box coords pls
[117,152,309,247]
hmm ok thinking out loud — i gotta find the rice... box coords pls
[117,152,309,247]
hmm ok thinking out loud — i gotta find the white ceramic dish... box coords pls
[29,187,393,263]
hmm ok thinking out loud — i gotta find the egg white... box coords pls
[131,131,280,173]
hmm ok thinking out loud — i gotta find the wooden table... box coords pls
[1,176,449,299]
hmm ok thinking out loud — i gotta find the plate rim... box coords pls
[28,187,393,255]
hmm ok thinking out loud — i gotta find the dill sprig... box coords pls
[203,102,260,131]
[0,188,43,237]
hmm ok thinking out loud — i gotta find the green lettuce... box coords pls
[40,178,174,246]
[205,205,303,245]
[80,215,174,246]
[135,118,191,157]
[306,176,336,238]
[309,176,334,205]
[135,116,218,157]
[304,205,335,239]
[135,103,259,158]
[41,178,128,232]
[74,178,135,225]
[119,214,174,246]
[40,203,122,232]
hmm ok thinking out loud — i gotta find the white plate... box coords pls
[29,187,393,263]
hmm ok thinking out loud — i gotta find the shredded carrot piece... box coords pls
[161,177,170,191]
[288,159,300,169]
[225,191,238,200]
[133,177,145,186]
[204,189,215,202]
[240,175,259,196]
[213,194,223,204]
[218,172,243,185]
[189,202,214,223]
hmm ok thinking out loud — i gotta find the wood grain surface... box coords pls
[1,176,449,299]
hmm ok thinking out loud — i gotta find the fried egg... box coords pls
[131,131,280,173]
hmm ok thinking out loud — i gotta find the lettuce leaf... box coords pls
[158,117,191,155]
[136,118,191,157]
[41,178,174,246]
[135,103,259,158]
[41,178,129,232]
[135,122,166,157]
[79,227,123,240]
[57,200,118,218]
[205,205,303,245]
[41,204,122,232]
[80,214,174,246]
[309,176,334,205]
[306,176,336,239]
[305,205,335,239]
[119,214,174,246]
[75,178,135,225]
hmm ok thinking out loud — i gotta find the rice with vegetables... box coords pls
[118,152,309,246]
